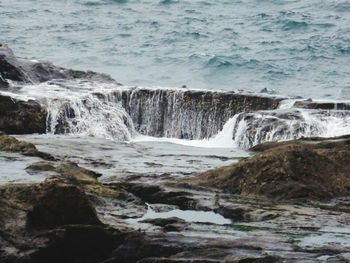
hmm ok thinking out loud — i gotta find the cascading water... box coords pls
[113,86,281,140]
[45,93,135,140]
[13,80,136,141]
[226,104,350,149]
[3,80,350,149]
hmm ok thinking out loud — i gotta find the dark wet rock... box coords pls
[0,44,26,83]
[236,256,283,263]
[1,137,349,262]
[119,183,197,210]
[0,180,102,230]
[26,161,56,172]
[0,73,9,88]
[25,161,127,200]
[28,225,129,263]
[27,182,102,229]
[141,217,187,232]
[214,206,249,222]
[0,43,117,85]
[106,235,185,263]
[0,133,54,160]
[55,162,102,181]
[138,259,221,263]
[117,88,283,140]
[141,217,186,227]
[0,173,135,263]
[0,95,47,134]
[187,136,350,201]
[294,99,350,110]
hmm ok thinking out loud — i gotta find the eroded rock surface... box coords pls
[1,134,350,262]
[187,135,350,201]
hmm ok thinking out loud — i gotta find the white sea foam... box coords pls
[3,81,350,149]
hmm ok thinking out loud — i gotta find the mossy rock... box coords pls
[188,136,350,202]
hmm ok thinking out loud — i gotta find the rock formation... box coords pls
[187,135,350,201]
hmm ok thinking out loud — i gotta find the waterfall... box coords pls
[15,80,136,141]
[230,108,350,149]
[45,92,135,141]
[113,87,282,139]
[4,80,350,149]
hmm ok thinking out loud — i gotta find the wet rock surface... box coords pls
[187,135,350,202]
[1,134,350,262]
[0,132,54,160]
[1,43,350,262]
[0,95,47,134]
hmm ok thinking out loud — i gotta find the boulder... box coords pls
[26,182,102,229]
[188,136,350,201]
[28,225,128,263]
[0,175,133,263]
[0,95,47,134]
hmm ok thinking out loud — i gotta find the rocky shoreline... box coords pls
[1,44,350,262]
[1,132,350,262]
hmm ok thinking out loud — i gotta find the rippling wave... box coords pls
[1,0,350,99]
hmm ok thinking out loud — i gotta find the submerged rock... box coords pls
[0,133,54,160]
[187,135,350,201]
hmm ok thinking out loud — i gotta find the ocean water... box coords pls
[1,0,350,99]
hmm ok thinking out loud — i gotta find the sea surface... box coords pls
[1,0,350,99]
